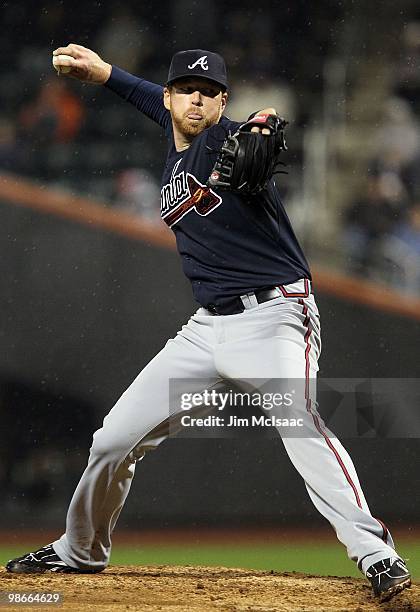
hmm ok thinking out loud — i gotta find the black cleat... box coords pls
[366,557,411,601]
[6,544,100,574]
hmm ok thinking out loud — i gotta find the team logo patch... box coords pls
[187,56,208,71]
[161,159,222,227]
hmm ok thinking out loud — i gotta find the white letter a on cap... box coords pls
[187,56,208,71]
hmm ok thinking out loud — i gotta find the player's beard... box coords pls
[173,111,213,139]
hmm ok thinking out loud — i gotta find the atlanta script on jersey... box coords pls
[161,159,222,227]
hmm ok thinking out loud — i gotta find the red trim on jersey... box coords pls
[298,298,363,509]
[278,278,310,298]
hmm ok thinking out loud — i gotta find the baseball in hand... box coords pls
[52,54,74,74]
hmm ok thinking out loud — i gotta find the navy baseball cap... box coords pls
[167,49,228,90]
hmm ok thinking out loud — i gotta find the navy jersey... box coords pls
[106,66,311,310]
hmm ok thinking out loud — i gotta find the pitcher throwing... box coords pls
[6,45,411,603]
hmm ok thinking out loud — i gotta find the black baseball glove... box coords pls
[207,113,288,195]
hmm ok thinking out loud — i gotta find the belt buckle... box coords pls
[207,303,219,315]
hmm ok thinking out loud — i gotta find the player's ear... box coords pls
[220,91,228,114]
[163,86,171,111]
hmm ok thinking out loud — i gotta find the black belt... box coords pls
[206,287,283,316]
[206,279,312,316]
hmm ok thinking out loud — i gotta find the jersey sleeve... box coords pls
[206,116,243,152]
[104,65,171,130]
[219,116,242,133]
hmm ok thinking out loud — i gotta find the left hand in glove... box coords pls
[207,112,288,195]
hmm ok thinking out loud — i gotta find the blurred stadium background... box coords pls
[0,0,419,578]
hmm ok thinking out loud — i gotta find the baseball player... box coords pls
[6,45,411,602]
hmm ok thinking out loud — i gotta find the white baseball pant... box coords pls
[53,279,398,574]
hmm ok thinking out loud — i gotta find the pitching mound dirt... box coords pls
[1,565,418,611]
